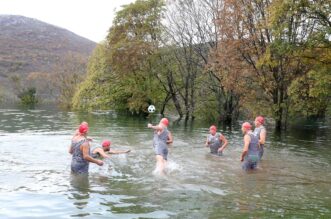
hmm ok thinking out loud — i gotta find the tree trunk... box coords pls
[273,87,284,131]
[167,74,183,119]
[160,94,171,116]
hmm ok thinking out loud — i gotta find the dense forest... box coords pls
[72,0,330,130]
[7,0,328,130]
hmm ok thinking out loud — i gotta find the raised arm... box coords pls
[81,142,103,166]
[240,134,250,162]
[147,123,163,131]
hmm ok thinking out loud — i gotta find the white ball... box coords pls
[148,105,156,113]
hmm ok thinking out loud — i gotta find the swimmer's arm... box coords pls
[108,148,131,154]
[240,135,250,162]
[95,148,110,158]
[218,135,228,152]
[167,131,173,144]
[205,136,209,147]
[147,123,162,131]
[81,143,103,166]
[259,129,266,145]
[68,145,73,154]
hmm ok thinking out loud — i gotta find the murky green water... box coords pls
[0,107,330,218]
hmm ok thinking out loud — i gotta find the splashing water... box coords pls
[0,108,330,218]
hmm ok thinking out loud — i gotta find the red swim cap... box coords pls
[255,116,265,124]
[242,122,252,130]
[160,118,169,126]
[210,125,217,131]
[79,124,89,134]
[102,140,111,147]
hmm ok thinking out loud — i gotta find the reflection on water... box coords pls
[69,174,91,217]
[0,107,330,218]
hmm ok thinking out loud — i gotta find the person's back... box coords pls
[243,133,259,170]
[90,144,102,159]
[247,133,259,158]
[254,116,267,159]
[71,137,89,174]
[241,122,260,170]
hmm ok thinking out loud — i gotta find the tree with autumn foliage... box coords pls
[211,0,330,130]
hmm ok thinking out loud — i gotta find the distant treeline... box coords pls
[71,0,331,130]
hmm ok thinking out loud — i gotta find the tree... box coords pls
[105,0,166,115]
[72,43,114,110]
[52,53,87,109]
[214,0,330,130]
[288,65,331,118]
[18,87,38,106]
[164,0,215,121]
[271,0,331,119]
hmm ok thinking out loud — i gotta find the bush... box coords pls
[18,87,38,106]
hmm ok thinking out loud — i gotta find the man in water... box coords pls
[147,118,173,175]
[90,140,131,159]
[205,125,228,156]
[240,122,260,170]
[253,116,267,160]
[70,123,103,174]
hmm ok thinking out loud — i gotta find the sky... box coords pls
[0,0,136,42]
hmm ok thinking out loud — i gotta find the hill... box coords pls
[0,15,97,102]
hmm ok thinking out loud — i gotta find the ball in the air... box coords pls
[148,105,156,113]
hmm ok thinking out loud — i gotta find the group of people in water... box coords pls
[69,116,266,175]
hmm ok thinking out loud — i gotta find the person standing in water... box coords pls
[72,121,93,142]
[70,123,103,174]
[147,118,173,175]
[90,140,131,159]
[205,125,228,156]
[240,122,260,170]
[253,116,267,160]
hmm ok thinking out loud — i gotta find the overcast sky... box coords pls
[0,0,136,42]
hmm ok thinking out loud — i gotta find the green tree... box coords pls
[105,0,166,114]
[18,87,38,106]
[289,66,331,118]
[271,0,331,119]
[72,43,114,110]
[73,0,165,114]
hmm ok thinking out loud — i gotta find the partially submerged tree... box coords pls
[214,0,330,130]
[106,0,166,115]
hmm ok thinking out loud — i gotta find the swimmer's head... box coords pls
[209,125,217,134]
[79,123,89,135]
[81,121,88,126]
[160,118,169,127]
[242,122,252,134]
[102,140,111,151]
[254,116,264,126]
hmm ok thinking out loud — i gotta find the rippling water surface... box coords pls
[0,107,330,218]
